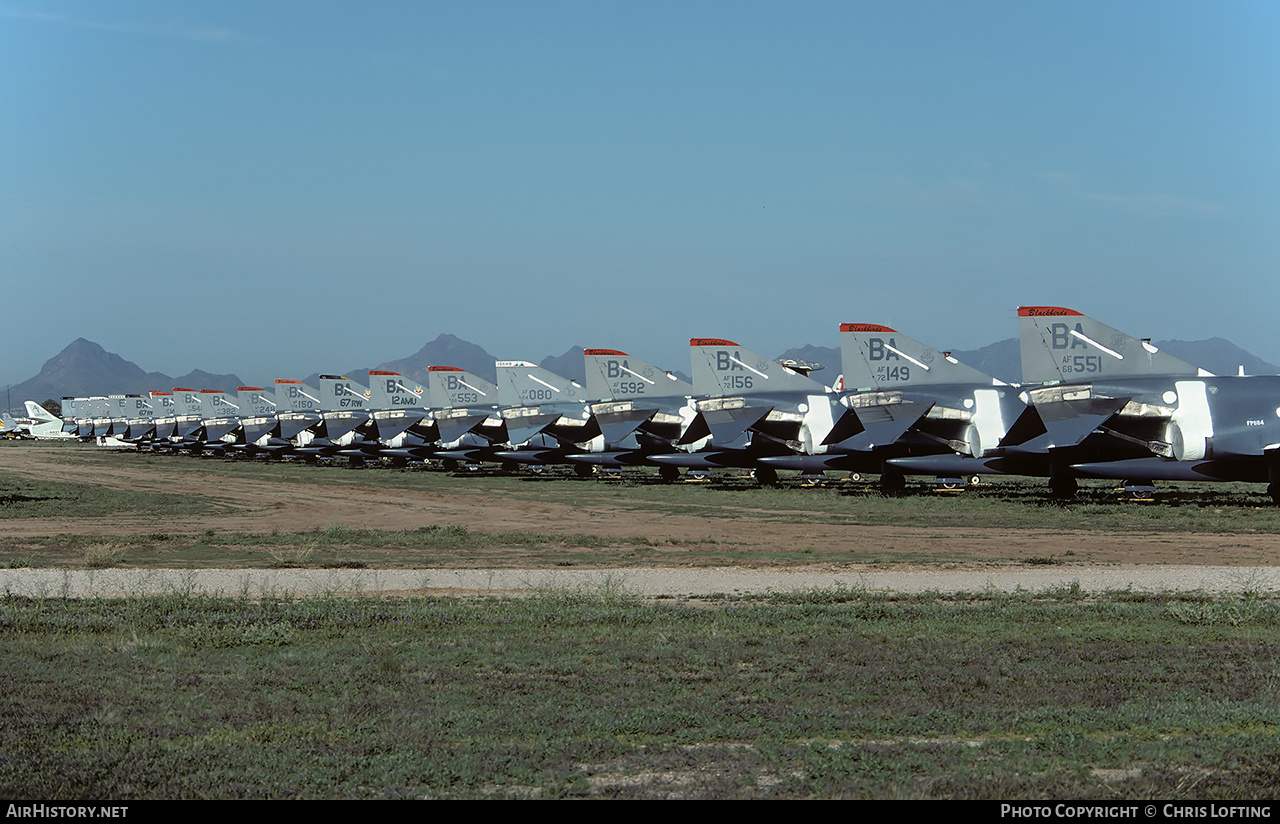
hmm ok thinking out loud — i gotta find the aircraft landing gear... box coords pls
[879,468,906,493]
[1269,483,1280,506]
[1049,475,1078,499]
[1119,480,1157,502]
[574,463,594,478]
[658,465,680,483]
[753,466,779,487]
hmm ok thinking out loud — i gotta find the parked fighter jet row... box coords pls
[46,308,1280,503]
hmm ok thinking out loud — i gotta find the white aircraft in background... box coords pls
[23,401,76,439]
[0,402,77,439]
[0,412,30,438]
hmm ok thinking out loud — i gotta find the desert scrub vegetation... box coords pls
[0,470,216,520]
[3,587,1280,799]
[4,524,677,570]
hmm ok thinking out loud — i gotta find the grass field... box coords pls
[3,586,1279,799]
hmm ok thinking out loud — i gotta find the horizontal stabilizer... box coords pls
[593,404,663,445]
[433,410,491,444]
[678,401,772,446]
[824,400,930,449]
[1035,396,1131,448]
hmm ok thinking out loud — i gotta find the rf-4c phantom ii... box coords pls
[563,348,696,479]
[647,338,839,485]
[891,306,1280,502]
[764,322,1025,490]
[1019,307,1280,501]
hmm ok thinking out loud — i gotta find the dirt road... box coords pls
[4,445,1280,595]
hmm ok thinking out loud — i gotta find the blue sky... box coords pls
[3,0,1278,387]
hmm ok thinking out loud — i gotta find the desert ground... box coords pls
[3,444,1279,597]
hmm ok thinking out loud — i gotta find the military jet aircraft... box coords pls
[21,402,77,440]
[423,366,505,469]
[237,379,323,458]
[886,307,1268,499]
[365,371,428,457]
[0,412,31,439]
[486,361,596,470]
[764,323,1025,488]
[563,348,696,478]
[1014,307,1280,502]
[647,338,839,484]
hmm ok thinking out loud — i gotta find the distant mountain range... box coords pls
[4,339,246,414]
[6,334,1277,416]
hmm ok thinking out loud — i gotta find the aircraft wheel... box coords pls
[968,475,981,486]
[1049,476,1078,499]
[879,469,906,492]
[849,472,862,482]
[753,466,779,487]
[501,461,520,473]
[574,463,594,478]
[1269,483,1280,506]
[658,465,680,483]
[442,458,459,472]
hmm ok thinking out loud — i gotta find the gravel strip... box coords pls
[2,564,1278,599]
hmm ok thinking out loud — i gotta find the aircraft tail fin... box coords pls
[584,349,693,400]
[689,338,826,396]
[274,379,322,412]
[149,391,176,418]
[236,387,276,418]
[24,401,60,423]
[200,389,240,418]
[1018,306,1209,384]
[427,366,498,409]
[172,389,203,417]
[840,324,999,390]
[367,371,424,410]
[317,375,370,412]
[495,361,590,407]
